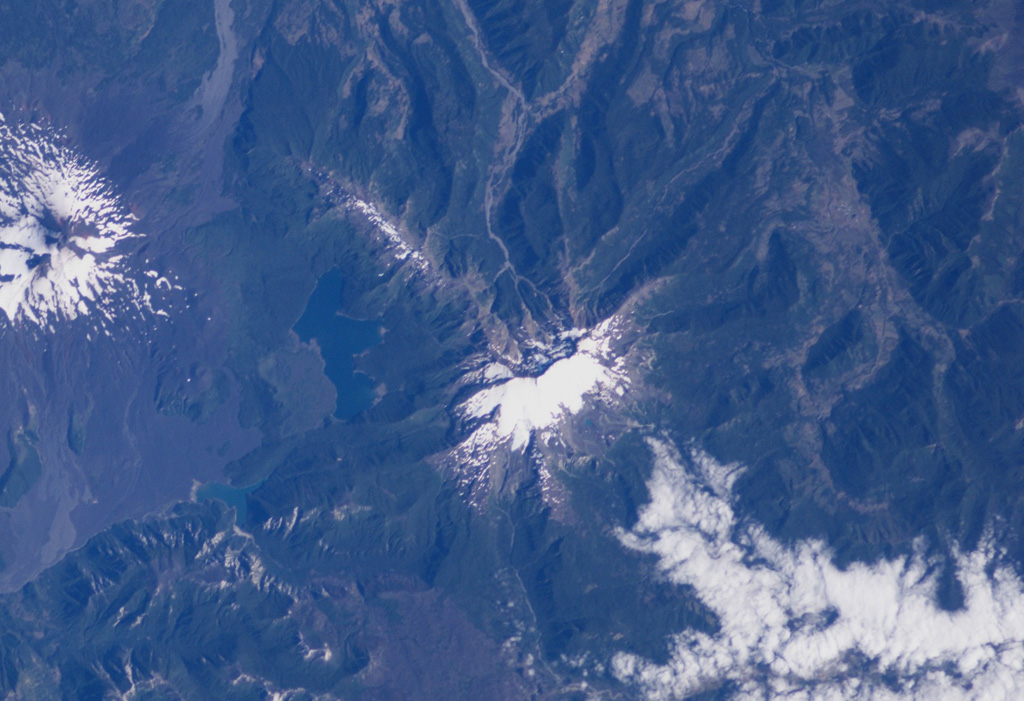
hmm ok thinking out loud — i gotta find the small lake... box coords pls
[196,481,261,524]
[293,268,382,420]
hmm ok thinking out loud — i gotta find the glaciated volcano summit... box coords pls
[0,115,150,331]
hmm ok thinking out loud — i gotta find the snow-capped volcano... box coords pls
[0,114,154,331]
[443,318,634,505]
[459,320,630,452]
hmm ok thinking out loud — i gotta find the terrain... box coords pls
[0,0,1021,698]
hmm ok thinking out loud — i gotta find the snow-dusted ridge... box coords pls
[0,114,171,333]
[345,196,428,270]
[614,438,1024,699]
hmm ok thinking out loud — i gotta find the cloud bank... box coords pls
[614,439,1024,699]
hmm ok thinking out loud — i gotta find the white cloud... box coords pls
[614,438,1024,699]
[0,115,168,332]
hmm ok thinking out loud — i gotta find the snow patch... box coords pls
[483,362,514,381]
[614,438,1024,699]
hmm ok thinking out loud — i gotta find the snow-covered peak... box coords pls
[442,318,634,508]
[458,319,629,451]
[463,352,620,451]
[0,115,156,332]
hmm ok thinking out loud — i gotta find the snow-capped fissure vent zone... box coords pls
[614,439,1024,700]
[0,114,166,331]
[345,196,428,272]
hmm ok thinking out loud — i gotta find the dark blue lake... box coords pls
[293,268,382,421]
